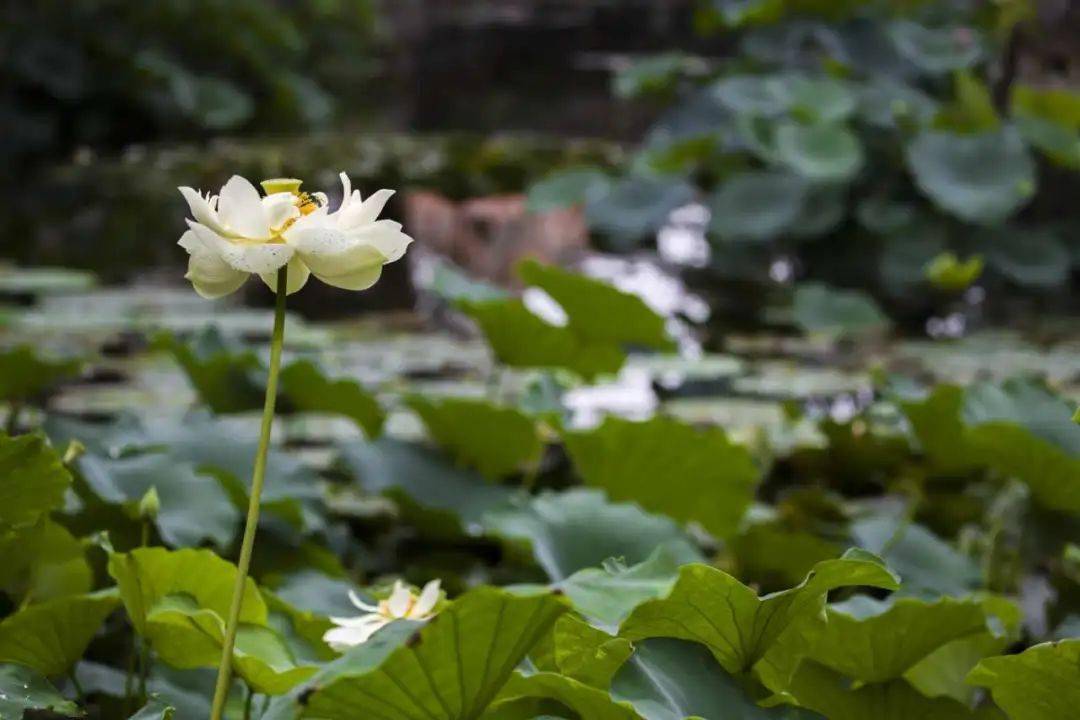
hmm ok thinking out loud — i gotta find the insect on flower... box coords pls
[178,173,412,298]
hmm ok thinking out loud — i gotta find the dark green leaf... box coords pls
[0,432,72,530]
[905,128,1035,225]
[280,359,385,437]
[968,639,1080,720]
[0,663,80,718]
[564,416,759,539]
[408,396,541,479]
[619,550,899,674]
[0,591,119,676]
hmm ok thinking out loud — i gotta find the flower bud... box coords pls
[138,486,161,521]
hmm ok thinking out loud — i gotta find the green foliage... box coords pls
[564,415,759,539]
[526,167,613,213]
[0,592,118,676]
[800,596,996,683]
[968,639,1080,720]
[619,550,899,675]
[531,1,1080,318]
[154,327,264,414]
[461,261,673,380]
[108,547,314,695]
[279,359,385,438]
[303,588,566,720]
[129,698,176,719]
[0,345,81,404]
[0,431,72,530]
[791,283,890,338]
[408,396,541,479]
[4,0,377,158]
[0,663,80,717]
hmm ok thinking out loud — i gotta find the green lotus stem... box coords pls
[209,265,289,720]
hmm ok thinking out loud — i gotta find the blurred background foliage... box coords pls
[529,0,1080,325]
[2,0,378,159]
[1,0,1078,329]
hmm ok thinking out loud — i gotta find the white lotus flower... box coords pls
[178,173,413,299]
[322,579,441,651]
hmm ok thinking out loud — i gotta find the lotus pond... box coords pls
[1,246,1079,720]
[4,1,1080,719]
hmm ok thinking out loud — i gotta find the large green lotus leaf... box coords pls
[0,591,118,676]
[265,590,336,665]
[730,523,841,590]
[279,359,385,438]
[851,515,980,598]
[785,76,857,124]
[78,452,239,549]
[518,260,674,352]
[619,550,899,674]
[489,671,642,720]
[558,544,691,627]
[338,438,516,537]
[983,227,1070,289]
[0,432,72,531]
[969,639,1080,720]
[460,299,626,380]
[408,396,541,479]
[585,176,696,243]
[611,639,822,720]
[262,621,420,720]
[304,587,566,720]
[802,596,990,683]
[708,171,808,243]
[485,489,699,581]
[0,663,81,718]
[712,73,846,118]
[153,327,264,413]
[788,661,997,720]
[905,128,1035,224]
[710,75,793,117]
[900,384,977,473]
[0,345,81,403]
[527,166,613,212]
[792,283,890,338]
[0,518,91,603]
[129,698,176,719]
[107,547,266,635]
[532,614,634,689]
[904,596,1021,704]
[424,259,510,305]
[887,21,982,74]
[787,183,846,240]
[145,595,315,695]
[774,122,863,181]
[856,79,939,128]
[51,413,320,531]
[564,416,758,539]
[963,379,1080,513]
[136,414,322,531]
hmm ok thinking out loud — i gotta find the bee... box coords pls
[296,191,321,216]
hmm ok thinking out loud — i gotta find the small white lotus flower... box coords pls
[178,173,412,299]
[322,579,441,651]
